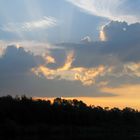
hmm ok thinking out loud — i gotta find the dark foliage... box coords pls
[0,95,140,140]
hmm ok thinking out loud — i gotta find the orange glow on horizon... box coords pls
[33,96,140,111]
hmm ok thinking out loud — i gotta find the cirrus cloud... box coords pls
[66,0,140,23]
[1,16,57,32]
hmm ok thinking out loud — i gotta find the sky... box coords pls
[0,0,140,109]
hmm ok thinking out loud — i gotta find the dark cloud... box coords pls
[56,21,140,67]
[101,21,140,62]
[0,45,114,97]
[0,45,43,96]
[0,45,43,74]
[103,21,140,43]
[54,21,140,88]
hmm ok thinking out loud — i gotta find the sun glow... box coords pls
[99,26,106,41]
[33,96,140,110]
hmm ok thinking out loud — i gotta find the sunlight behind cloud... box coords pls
[45,55,56,64]
[32,51,108,86]
[99,27,106,41]
[0,47,4,57]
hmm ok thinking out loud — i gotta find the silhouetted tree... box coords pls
[0,95,139,139]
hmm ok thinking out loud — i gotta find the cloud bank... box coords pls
[0,45,113,97]
[0,21,140,99]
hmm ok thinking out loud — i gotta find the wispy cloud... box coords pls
[66,0,140,23]
[81,36,92,43]
[1,17,57,32]
[124,62,140,77]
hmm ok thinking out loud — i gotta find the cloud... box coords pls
[99,21,140,63]
[32,51,108,86]
[0,45,114,97]
[67,0,140,23]
[100,21,140,42]
[0,1,140,101]
[55,20,140,89]
[64,21,140,68]
[45,55,56,64]
[0,16,57,41]
[0,45,44,74]
[124,62,140,77]
[1,17,57,32]
[0,40,62,55]
[81,36,92,43]
[0,20,140,98]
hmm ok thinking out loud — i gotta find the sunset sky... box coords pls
[0,0,140,109]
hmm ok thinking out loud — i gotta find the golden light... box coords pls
[45,55,56,64]
[32,51,107,86]
[99,26,106,41]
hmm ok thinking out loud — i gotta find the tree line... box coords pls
[0,95,140,139]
